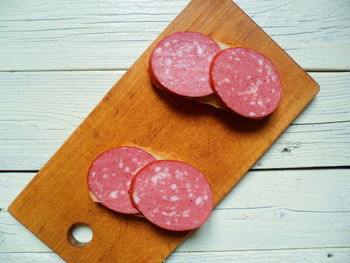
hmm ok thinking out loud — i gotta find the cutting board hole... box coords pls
[67,223,93,247]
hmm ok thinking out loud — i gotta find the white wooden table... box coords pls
[1,0,350,262]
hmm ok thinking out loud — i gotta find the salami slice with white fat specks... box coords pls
[211,47,282,118]
[130,160,213,231]
[149,32,221,97]
[88,146,156,214]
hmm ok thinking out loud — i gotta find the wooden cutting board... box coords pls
[9,0,319,262]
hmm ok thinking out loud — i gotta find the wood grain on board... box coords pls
[8,0,319,262]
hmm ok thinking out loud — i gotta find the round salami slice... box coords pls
[130,160,213,231]
[210,47,282,118]
[149,32,221,97]
[88,146,156,214]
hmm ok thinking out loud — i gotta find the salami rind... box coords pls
[210,47,282,118]
[88,146,156,214]
[149,32,221,97]
[130,160,214,231]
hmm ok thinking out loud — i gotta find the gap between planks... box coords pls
[1,248,350,263]
[0,68,350,73]
[1,166,350,173]
[0,246,349,254]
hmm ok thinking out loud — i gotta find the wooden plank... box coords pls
[0,71,348,126]
[3,117,348,171]
[1,72,348,170]
[0,173,34,210]
[2,203,350,252]
[170,248,350,262]
[2,169,350,213]
[1,248,350,263]
[0,253,65,263]
[8,0,319,262]
[1,169,349,252]
[3,122,349,169]
[0,0,349,71]
[2,207,350,252]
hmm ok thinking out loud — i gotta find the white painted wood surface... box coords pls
[0,0,349,262]
[0,0,349,71]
